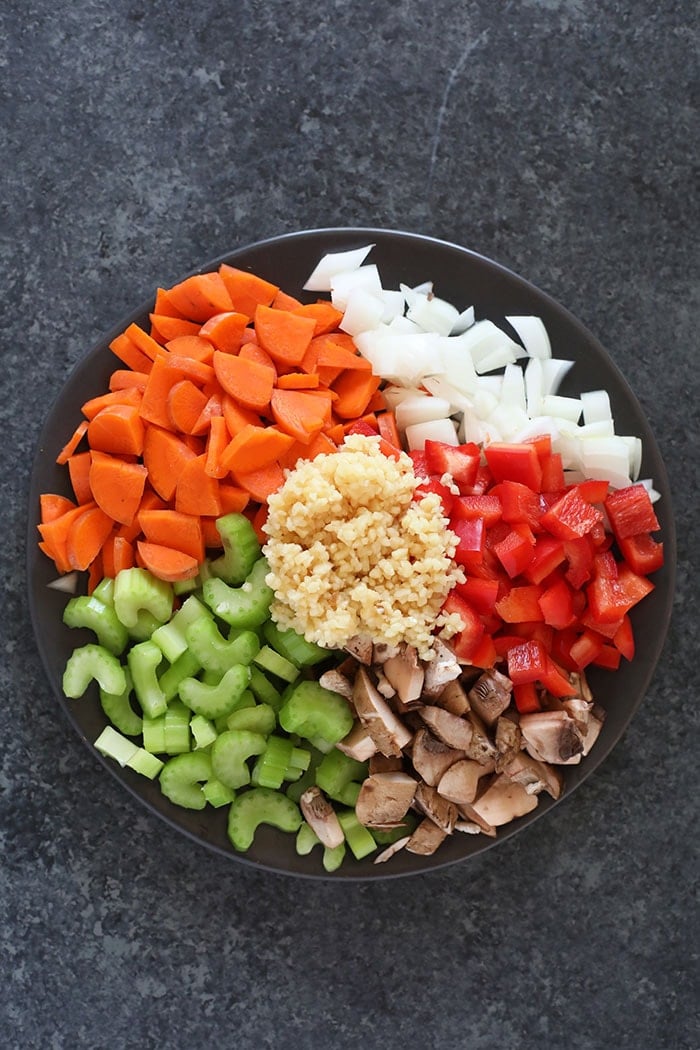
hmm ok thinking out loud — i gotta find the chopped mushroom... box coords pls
[344,635,373,665]
[422,639,462,698]
[462,710,499,764]
[374,836,411,864]
[405,817,448,856]
[433,677,471,716]
[372,642,401,664]
[369,753,404,774]
[456,803,497,837]
[300,787,345,849]
[494,715,523,771]
[318,668,354,700]
[352,667,412,757]
[382,645,424,707]
[417,704,474,750]
[437,758,495,805]
[375,670,396,699]
[413,782,458,833]
[335,721,378,762]
[410,728,466,786]
[468,668,513,726]
[355,771,417,827]
[519,711,585,765]
[469,775,539,826]
[502,752,563,799]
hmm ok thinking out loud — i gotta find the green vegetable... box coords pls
[190,714,218,751]
[209,512,261,585]
[248,665,284,710]
[315,749,368,805]
[337,809,377,860]
[262,620,332,667]
[202,779,236,808]
[63,643,126,699]
[225,703,277,736]
[151,595,211,663]
[211,729,267,789]
[63,594,129,655]
[186,618,260,676]
[253,645,300,684]
[227,787,302,851]
[159,752,212,810]
[99,668,142,736]
[296,821,321,855]
[113,568,173,630]
[127,639,168,718]
[158,649,201,702]
[93,726,163,780]
[202,557,273,628]
[278,680,354,746]
[179,664,250,720]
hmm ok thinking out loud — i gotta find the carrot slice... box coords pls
[201,517,224,549]
[137,541,199,582]
[199,311,250,354]
[87,554,103,594]
[192,392,224,436]
[56,420,89,465]
[221,395,262,436]
[204,415,230,478]
[89,452,148,526]
[140,356,214,430]
[366,388,387,413]
[239,342,278,377]
[65,504,115,572]
[167,380,209,435]
[331,370,382,419]
[219,424,295,475]
[109,370,149,392]
[218,264,278,317]
[103,534,135,577]
[38,503,93,573]
[88,403,145,456]
[40,493,76,524]
[154,286,190,319]
[232,461,286,503]
[276,372,320,390]
[142,426,197,501]
[212,351,275,412]
[68,452,93,504]
[164,335,215,364]
[254,305,316,367]
[278,431,337,470]
[269,388,328,444]
[116,487,167,542]
[139,509,204,563]
[125,323,167,363]
[109,332,154,374]
[175,455,222,516]
[271,289,302,311]
[166,273,234,323]
[218,484,250,514]
[292,301,345,335]
[150,314,201,342]
[81,387,143,422]
[377,410,401,450]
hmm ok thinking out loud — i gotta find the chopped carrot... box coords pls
[89,452,148,526]
[125,323,167,363]
[88,403,145,456]
[218,264,278,317]
[377,410,401,450]
[269,389,328,444]
[142,426,197,501]
[218,484,250,514]
[154,286,191,319]
[175,455,221,517]
[138,509,204,563]
[221,395,262,436]
[239,342,278,377]
[137,540,199,582]
[109,332,154,374]
[325,423,347,444]
[278,431,337,470]
[254,305,316,367]
[166,380,209,435]
[68,452,93,504]
[56,420,89,465]
[271,288,302,311]
[109,370,149,392]
[212,351,275,412]
[201,517,224,549]
[38,502,93,573]
[164,354,215,386]
[232,461,286,503]
[87,554,103,594]
[192,392,224,436]
[150,314,201,342]
[102,534,135,577]
[117,487,167,542]
[166,273,233,323]
[164,335,215,364]
[199,311,250,353]
[249,502,269,544]
[40,493,76,524]
[344,413,378,435]
[81,387,143,422]
[139,356,213,430]
[276,372,320,390]
[367,388,387,414]
[292,301,345,335]
[65,504,115,572]
[240,328,258,346]
[219,423,295,475]
[204,415,230,479]
[331,370,382,419]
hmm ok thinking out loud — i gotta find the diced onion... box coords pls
[340,287,385,336]
[506,315,552,359]
[330,265,383,311]
[47,572,79,594]
[303,245,374,291]
[395,395,453,431]
[404,418,459,450]
[581,389,612,424]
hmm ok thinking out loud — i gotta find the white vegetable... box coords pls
[303,245,374,292]
[540,395,583,423]
[395,395,453,431]
[47,572,79,594]
[340,287,385,336]
[525,357,544,417]
[450,305,476,335]
[404,418,459,451]
[581,389,612,424]
[330,265,383,311]
[506,315,552,359]
[406,294,460,336]
[541,358,575,397]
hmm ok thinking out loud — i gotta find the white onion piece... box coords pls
[303,245,374,291]
[540,395,583,423]
[395,395,453,431]
[330,265,383,311]
[525,357,544,417]
[513,416,562,444]
[581,389,612,424]
[462,321,521,369]
[404,418,459,450]
[421,376,474,413]
[576,419,616,438]
[47,572,79,594]
[541,358,575,397]
[407,294,460,336]
[477,374,504,398]
[506,315,552,359]
[500,363,527,413]
[381,384,427,409]
[639,478,661,503]
[622,435,642,480]
[435,338,479,395]
[450,305,476,334]
[580,436,632,487]
[474,344,518,375]
[488,404,530,439]
[413,281,433,296]
[340,287,385,336]
[380,289,406,324]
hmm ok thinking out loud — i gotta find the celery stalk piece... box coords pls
[63,595,129,655]
[158,649,202,703]
[296,821,321,856]
[227,788,302,852]
[151,595,212,663]
[315,750,368,804]
[251,736,295,789]
[286,766,317,804]
[322,841,347,873]
[262,620,333,668]
[186,618,260,676]
[278,681,354,747]
[190,714,218,751]
[113,568,173,630]
[142,716,166,754]
[94,725,139,767]
[126,748,164,780]
[163,700,191,754]
[372,814,417,845]
[248,666,283,710]
[91,577,115,607]
[99,668,142,737]
[127,640,168,718]
[209,512,261,585]
[225,703,277,736]
[179,664,250,720]
[127,609,167,642]
[159,752,213,810]
[337,809,377,860]
[63,643,127,699]
[253,645,300,684]
[211,729,267,789]
[202,779,236,808]
[202,558,273,629]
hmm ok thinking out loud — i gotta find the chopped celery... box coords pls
[227,787,302,851]
[251,736,295,789]
[127,640,168,718]
[190,714,218,751]
[94,725,138,766]
[159,752,212,810]
[286,765,317,804]
[253,645,300,684]
[202,557,273,629]
[202,779,236,808]
[126,748,164,780]
[186,618,260,676]
[151,595,211,663]
[63,595,128,655]
[142,715,166,754]
[315,749,368,804]
[372,814,417,845]
[323,841,347,873]
[127,609,166,642]
[278,680,354,746]
[114,568,173,630]
[211,729,267,789]
[63,643,126,699]
[248,666,283,710]
[91,577,115,606]
[337,809,377,860]
[99,668,142,737]
[158,649,201,702]
[296,821,321,856]
[163,700,191,754]
[173,574,199,597]
[209,512,261,585]
[225,703,277,736]
[262,620,332,667]
[179,664,250,719]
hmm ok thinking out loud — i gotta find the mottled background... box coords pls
[2,1,698,1047]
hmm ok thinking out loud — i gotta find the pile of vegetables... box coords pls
[36,243,665,871]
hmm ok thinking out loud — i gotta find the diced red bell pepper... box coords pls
[617,532,664,575]
[550,627,579,672]
[616,561,655,608]
[524,536,567,584]
[467,464,494,495]
[484,442,543,491]
[467,632,498,669]
[493,633,527,658]
[539,451,566,493]
[416,476,455,516]
[577,478,610,504]
[605,484,660,540]
[579,610,624,639]
[569,628,604,669]
[589,521,612,549]
[453,576,499,615]
[345,419,378,438]
[541,487,604,540]
[493,528,535,578]
[408,449,429,479]
[424,440,480,490]
[450,517,486,568]
[507,639,549,684]
[540,655,575,698]
[524,433,552,460]
[613,615,635,660]
[511,621,554,652]
[592,644,622,670]
[492,480,543,529]
[538,577,577,629]
[495,584,545,623]
[451,492,502,526]
[442,593,485,661]
[513,681,541,713]
[563,535,596,588]
[586,552,634,624]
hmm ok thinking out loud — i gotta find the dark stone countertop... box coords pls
[1,2,698,1048]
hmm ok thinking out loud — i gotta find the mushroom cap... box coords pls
[352,667,412,757]
[469,775,539,826]
[355,771,417,827]
[417,704,474,751]
[410,728,466,786]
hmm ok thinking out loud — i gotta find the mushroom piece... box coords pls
[410,728,465,787]
[335,721,378,762]
[519,711,585,765]
[494,715,523,771]
[456,803,497,838]
[463,710,499,764]
[581,711,605,756]
[437,758,495,805]
[502,752,563,799]
[405,816,448,856]
[422,639,462,698]
[344,635,373,665]
[372,641,401,664]
[467,668,513,726]
[469,775,539,826]
[355,771,417,827]
[352,667,412,757]
[433,677,471,717]
[454,820,484,835]
[417,704,474,751]
[374,836,411,864]
[413,782,458,833]
[318,668,354,700]
[375,670,396,699]
[300,787,345,849]
[382,645,424,707]
[369,753,404,774]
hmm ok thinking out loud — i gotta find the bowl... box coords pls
[27,227,676,879]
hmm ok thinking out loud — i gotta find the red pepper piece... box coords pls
[424,440,480,490]
[605,484,660,540]
[416,476,455,516]
[484,442,543,491]
[577,478,610,504]
[496,585,545,623]
[467,633,498,669]
[513,681,541,713]
[613,615,635,660]
[538,577,577,629]
[451,492,502,526]
[563,535,596,588]
[592,644,622,670]
[540,655,577,697]
[541,486,604,540]
[525,536,567,584]
[507,639,549,684]
[617,532,664,575]
[511,621,554,652]
[409,449,429,479]
[493,528,536,578]
[569,628,604,669]
[454,576,499,615]
[451,517,486,568]
[539,452,566,493]
[467,464,494,495]
[492,480,544,529]
[550,627,579,672]
[442,593,485,660]
[616,561,655,607]
[586,554,634,624]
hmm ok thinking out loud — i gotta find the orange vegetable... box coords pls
[278,431,337,470]
[292,301,345,335]
[88,403,145,456]
[154,286,190,318]
[271,288,302,311]
[239,342,278,377]
[65,504,115,572]
[201,517,224,549]
[164,335,215,364]
[150,314,201,342]
[218,484,250,514]
[218,264,278,317]
[109,370,149,392]
[56,420,89,465]
[142,426,197,501]
[40,493,76,524]
[38,502,92,573]
[212,351,275,412]
[138,508,204,563]
[109,332,154,374]
[331,370,382,419]
[117,488,167,542]
[81,387,142,422]
[89,452,148,526]
[136,540,199,582]
[221,395,263,437]
[317,338,372,372]
[276,372,320,390]
[269,388,328,444]
[125,323,167,363]
[87,554,103,594]
[254,305,316,367]
[175,455,222,517]
[166,273,233,323]
[102,534,135,577]
[192,392,224,436]
[232,461,286,503]
[68,452,93,504]
[204,415,230,479]
[166,380,209,435]
[377,410,401,450]
[199,311,250,353]
[220,423,295,475]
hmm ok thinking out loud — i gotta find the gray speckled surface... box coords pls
[2,1,698,1047]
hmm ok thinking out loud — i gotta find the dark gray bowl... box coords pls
[27,228,676,880]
